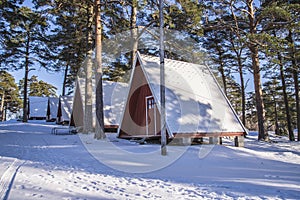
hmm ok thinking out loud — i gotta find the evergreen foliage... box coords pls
[18,75,57,97]
[0,71,22,121]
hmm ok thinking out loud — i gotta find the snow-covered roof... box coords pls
[103,81,129,126]
[119,53,246,137]
[59,96,73,122]
[72,78,128,127]
[28,96,48,118]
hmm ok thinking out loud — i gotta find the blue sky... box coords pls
[11,68,64,96]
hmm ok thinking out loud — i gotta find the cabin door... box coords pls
[145,96,157,136]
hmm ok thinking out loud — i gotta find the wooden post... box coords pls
[209,137,218,144]
[159,0,167,155]
[235,136,244,147]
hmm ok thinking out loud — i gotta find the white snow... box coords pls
[0,120,299,200]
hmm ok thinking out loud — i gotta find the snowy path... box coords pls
[0,120,300,199]
[0,124,28,200]
[0,158,24,199]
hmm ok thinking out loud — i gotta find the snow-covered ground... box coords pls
[0,120,299,200]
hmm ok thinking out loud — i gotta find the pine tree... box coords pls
[226,76,243,118]
[18,75,57,97]
[263,78,283,135]
[0,1,25,69]
[286,28,300,142]
[103,0,204,80]
[244,0,268,141]
[202,1,249,129]
[0,71,22,121]
[228,31,248,128]
[259,0,299,141]
[28,75,57,97]
[245,92,257,131]
[94,0,105,139]
[2,6,49,122]
[202,29,231,96]
[33,0,90,95]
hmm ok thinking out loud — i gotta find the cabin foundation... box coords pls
[235,136,244,147]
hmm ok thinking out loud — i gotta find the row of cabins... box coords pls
[27,53,246,146]
[27,96,73,124]
[27,80,126,130]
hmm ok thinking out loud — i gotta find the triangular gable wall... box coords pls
[28,96,48,120]
[70,79,84,127]
[118,58,161,138]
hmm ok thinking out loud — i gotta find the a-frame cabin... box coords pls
[70,78,128,132]
[118,52,247,146]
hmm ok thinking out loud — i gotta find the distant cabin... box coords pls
[56,96,73,125]
[46,97,59,122]
[118,52,246,146]
[71,78,128,132]
[28,96,48,120]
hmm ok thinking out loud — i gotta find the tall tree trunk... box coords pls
[252,47,267,140]
[273,95,279,135]
[94,0,105,139]
[130,0,138,67]
[294,70,300,141]
[287,30,300,141]
[229,7,246,128]
[83,5,94,134]
[0,92,4,121]
[216,49,227,96]
[62,63,69,96]
[4,105,7,121]
[278,53,294,141]
[294,68,300,142]
[247,0,268,140]
[238,57,246,127]
[22,33,30,123]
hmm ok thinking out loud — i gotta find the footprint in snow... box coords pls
[47,173,54,178]
[82,186,89,191]
[92,186,99,191]
[16,184,25,189]
[63,189,72,193]
[104,189,113,194]
[32,193,43,197]
[114,187,125,192]
[264,174,279,178]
